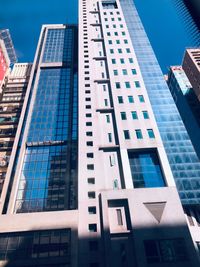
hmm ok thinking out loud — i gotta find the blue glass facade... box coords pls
[128,151,165,188]
[121,0,200,204]
[14,26,78,213]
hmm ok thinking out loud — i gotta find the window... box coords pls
[116,82,121,89]
[114,32,118,36]
[122,31,126,36]
[128,96,134,103]
[129,58,133,63]
[86,131,93,136]
[144,239,188,263]
[106,25,109,28]
[118,48,122,53]
[88,178,95,184]
[116,40,120,44]
[112,59,116,64]
[107,32,111,36]
[125,82,130,88]
[86,122,92,126]
[88,206,96,214]
[87,164,94,170]
[126,48,131,53]
[104,99,108,106]
[118,17,122,21]
[122,69,127,75]
[105,18,108,21]
[131,69,137,75]
[124,39,128,44]
[111,18,115,21]
[138,95,145,102]
[110,49,114,54]
[108,40,112,44]
[135,129,143,139]
[89,224,97,232]
[147,129,155,139]
[113,70,118,76]
[87,141,93,146]
[106,114,110,123]
[103,84,107,91]
[128,150,165,188]
[120,58,125,64]
[108,133,112,143]
[142,111,149,119]
[113,24,116,28]
[116,209,123,225]
[88,191,96,199]
[120,24,123,28]
[135,81,141,88]
[86,113,92,117]
[118,96,123,104]
[123,130,130,140]
[120,112,127,120]
[87,153,94,158]
[131,111,138,120]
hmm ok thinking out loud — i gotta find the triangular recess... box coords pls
[143,202,166,223]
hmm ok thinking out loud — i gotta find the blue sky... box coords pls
[0,0,197,73]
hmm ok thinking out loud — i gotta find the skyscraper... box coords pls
[0,1,199,267]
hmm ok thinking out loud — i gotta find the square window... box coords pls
[128,96,134,103]
[138,95,145,102]
[86,131,93,136]
[113,70,118,76]
[118,48,122,53]
[88,178,95,184]
[108,40,112,44]
[106,25,109,28]
[135,81,141,88]
[131,111,138,120]
[120,58,125,64]
[124,39,128,44]
[132,69,137,75]
[125,82,130,88]
[87,153,94,158]
[113,24,116,28]
[110,49,114,54]
[87,164,94,170]
[87,141,93,146]
[142,111,149,119]
[88,206,96,214]
[114,32,118,36]
[89,223,97,232]
[124,130,130,140]
[88,191,96,199]
[116,40,120,44]
[122,69,127,75]
[129,58,133,63]
[118,96,123,104]
[118,17,122,21]
[122,31,126,36]
[111,18,115,21]
[112,59,116,64]
[135,129,143,139]
[126,48,131,53]
[116,82,121,89]
[147,129,155,139]
[105,18,108,21]
[120,112,127,120]
[120,24,123,28]
[107,32,111,36]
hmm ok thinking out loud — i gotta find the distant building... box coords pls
[0,63,32,195]
[182,48,200,102]
[167,65,200,158]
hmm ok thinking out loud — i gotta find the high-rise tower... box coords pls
[0,1,199,267]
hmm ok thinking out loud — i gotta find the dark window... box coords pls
[88,224,97,232]
[88,178,95,184]
[88,206,96,214]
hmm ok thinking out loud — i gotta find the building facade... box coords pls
[0,1,199,267]
[0,63,32,196]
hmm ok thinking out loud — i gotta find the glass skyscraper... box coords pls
[0,1,199,267]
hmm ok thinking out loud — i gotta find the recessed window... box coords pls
[116,82,121,89]
[135,81,141,88]
[147,129,155,139]
[114,32,118,36]
[126,48,131,53]
[87,164,94,170]
[124,130,130,140]
[122,31,126,36]
[86,131,93,136]
[112,59,116,64]
[122,69,127,75]
[106,114,110,123]
[105,18,108,21]
[87,141,93,146]
[111,18,115,21]
[86,105,91,109]
[118,17,122,21]
[116,40,120,44]
[107,32,111,36]
[104,99,108,106]
[85,90,91,94]
[131,111,138,120]
[120,112,127,120]
[88,191,96,199]
[120,24,123,28]
[128,96,134,103]
[118,96,123,104]
[85,97,91,101]
[87,153,94,158]
[135,129,143,139]
[113,24,116,28]
[142,111,149,119]
[108,40,112,44]
[129,58,133,63]
[110,49,114,54]
[106,25,109,28]
[108,133,112,143]
[131,69,137,75]
[86,122,92,126]
[120,58,125,64]
[88,178,95,184]
[125,82,130,88]
[113,70,118,76]
[118,48,122,53]
[124,39,128,44]
[86,113,92,117]
[138,95,145,102]
[88,206,96,214]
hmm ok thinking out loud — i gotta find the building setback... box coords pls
[0,1,199,267]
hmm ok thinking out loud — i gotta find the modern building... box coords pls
[0,63,32,196]
[0,1,199,267]
[182,48,200,101]
[0,29,17,86]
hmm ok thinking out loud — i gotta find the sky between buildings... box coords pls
[0,0,198,73]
